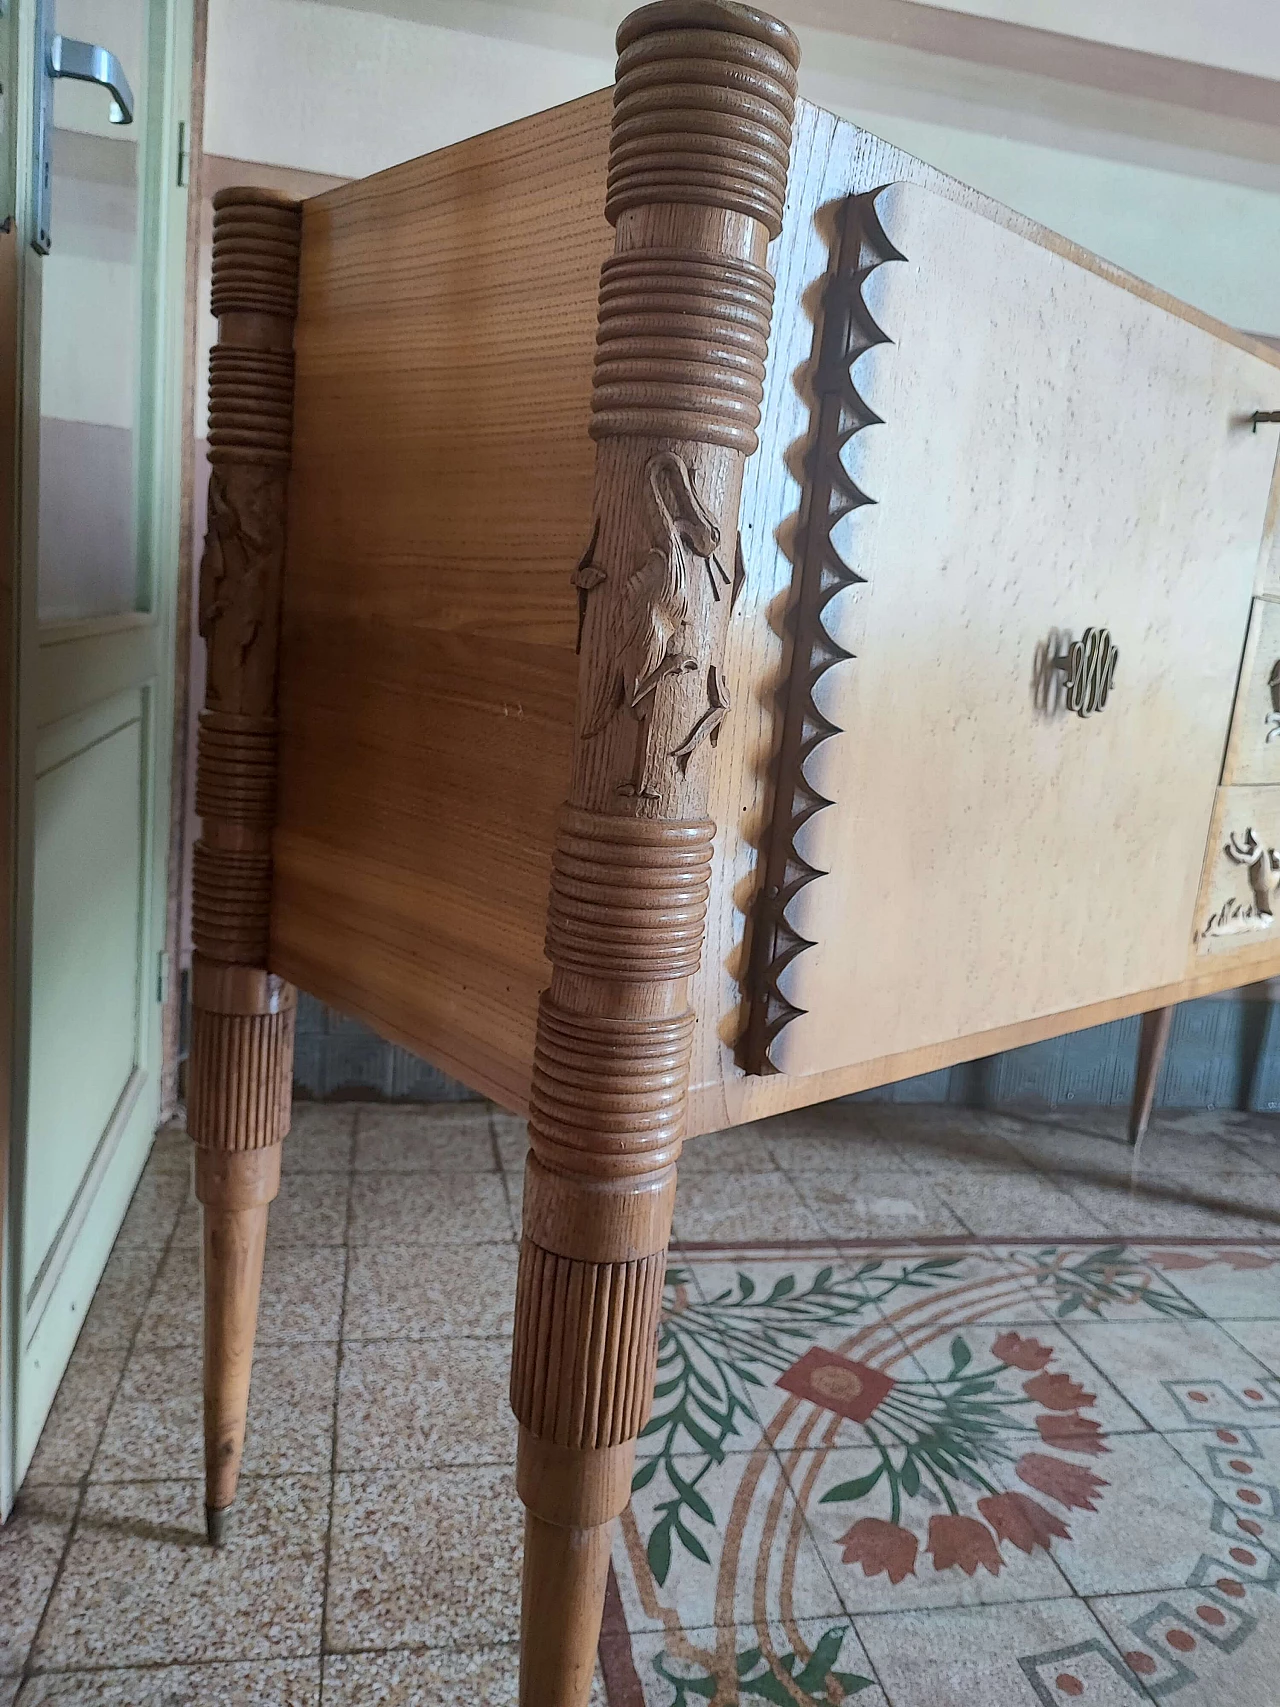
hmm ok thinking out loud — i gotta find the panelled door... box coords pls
[3,0,193,1499]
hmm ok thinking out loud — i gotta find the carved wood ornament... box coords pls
[188,187,302,1543]
[508,6,799,1701]
[741,188,903,1075]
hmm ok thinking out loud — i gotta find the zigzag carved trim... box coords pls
[741,188,904,1075]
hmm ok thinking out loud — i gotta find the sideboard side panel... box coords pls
[271,93,614,1107]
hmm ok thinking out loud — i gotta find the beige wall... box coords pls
[204,0,1280,334]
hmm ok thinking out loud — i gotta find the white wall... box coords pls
[205,0,1280,331]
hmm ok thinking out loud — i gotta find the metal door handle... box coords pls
[33,0,136,255]
[48,35,136,126]
[1053,626,1119,717]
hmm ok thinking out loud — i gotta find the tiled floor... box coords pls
[6,1100,1280,1703]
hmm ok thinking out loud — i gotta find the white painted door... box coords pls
[2,0,194,1502]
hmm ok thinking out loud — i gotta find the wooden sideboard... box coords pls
[182,3,1280,1700]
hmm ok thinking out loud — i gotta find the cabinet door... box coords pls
[771,181,1279,1080]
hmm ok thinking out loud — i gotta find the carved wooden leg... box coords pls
[187,188,301,1542]
[508,6,799,1698]
[1130,1003,1174,1145]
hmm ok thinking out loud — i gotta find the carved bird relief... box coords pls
[581,451,726,802]
[199,467,283,673]
[1203,828,1280,939]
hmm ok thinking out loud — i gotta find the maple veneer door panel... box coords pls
[774,181,1280,1080]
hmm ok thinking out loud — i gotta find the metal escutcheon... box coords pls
[1057,626,1118,718]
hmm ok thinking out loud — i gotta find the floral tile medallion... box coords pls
[610,1239,1280,1705]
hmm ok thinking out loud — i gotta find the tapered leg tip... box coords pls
[206,1504,230,1546]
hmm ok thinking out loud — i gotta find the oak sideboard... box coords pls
[186,2,1280,1699]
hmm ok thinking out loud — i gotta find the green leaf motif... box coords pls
[655,1627,874,1705]
[819,1464,884,1505]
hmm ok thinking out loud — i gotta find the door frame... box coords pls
[0,0,200,1516]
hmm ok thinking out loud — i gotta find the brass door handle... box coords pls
[1054,626,1119,717]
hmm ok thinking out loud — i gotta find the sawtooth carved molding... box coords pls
[741,187,904,1075]
[188,186,301,1544]
[510,6,799,1701]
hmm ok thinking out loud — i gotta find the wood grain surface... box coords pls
[271,94,614,1110]
[270,87,1280,1133]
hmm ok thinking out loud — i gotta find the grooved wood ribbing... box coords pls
[514,10,797,1689]
[607,12,799,236]
[543,811,714,983]
[591,249,775,450]
[190,185,301,1155]
[511,1243,667,1448]
[210,191,302,320]
[529,998,697,1176]
[188,1003,295,1151]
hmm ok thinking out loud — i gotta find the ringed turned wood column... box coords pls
[509,5,799,1700]
[188,187,301,1544]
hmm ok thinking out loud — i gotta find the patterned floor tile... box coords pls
[76,1247,161,1354]
[993,1242,1208,1325]
[325,1467,522,1652]
[800,1445,1075,1613]
[614,1449,845,1638]
[790,1171,966,1240]
[322,1645,608,1705]
[1060,1178,1280,1241]
[678,1124,777,1174]
[903,1316,1146,1439]
[114,1169,190,1250]
[886,1110,1036,1176]
[343,1242,517,1340]
[33,1477,327,1668]
[347,1173,513,1247]
[137,1244,344,1349]
[23,1350,128,1485]
[1048,1433,1238,1598]
[283,1102,356,1173]
[1090,1583,1280,1706]
[1141,1245,1280,1320]
[1161,1423,1280,1568]
[671,1173,828,1245]
[353,1103,497,1173]
[15,1659,321,1704]
[94,1343,337,1481]
[937,1174,1112,1237]
[171,1173,349,1251]
[1061,1319,1280,1431]
[0,1486,78,1675]
[336,1339,515,1471]
[31,1099,1280,1707]
[1224,1318,1280,1376]
[852,1599,1147,1706]
[625,1618,887,1706]
[765,1105,914,1172]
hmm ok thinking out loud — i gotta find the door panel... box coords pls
[37,0,148,621]
[775,182,1280,1080]
[5,0,194,1495]
[23,690,145,1304]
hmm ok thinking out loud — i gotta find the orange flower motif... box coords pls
[977,1491,1070,1555]
[1017,1453,1108,1511]
[1147,1250,1211,1271]
[992,1332,1054,1371]
[1023,1371,1096,1411]
[928,1514,1003,1576]
[1036,1412,1108,1454]
[838,1518,918,1583]
[1216,1249,1276,1271]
